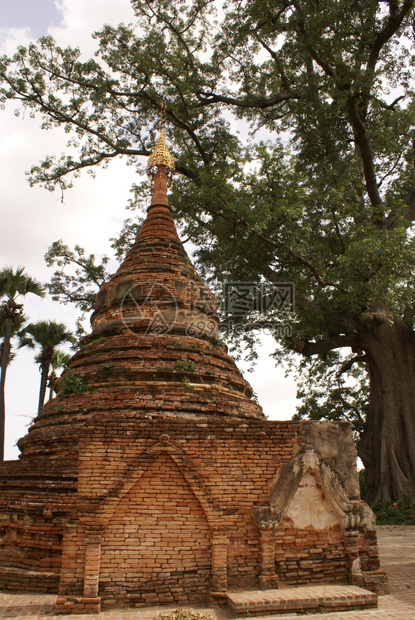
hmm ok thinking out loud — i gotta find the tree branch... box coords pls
[336,354,367,377]
[367,0,414,74]
[347,96,383,210]
[288,249,340,288]
[195,89,296,109]
[290,334,356,356]
[291,0,336,78]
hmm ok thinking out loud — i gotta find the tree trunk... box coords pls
[0,317,13,462]
[358,315,415,504]
[38,363,50,414]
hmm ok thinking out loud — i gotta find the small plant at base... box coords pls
[60,371,90,396]
[156,609,213,620]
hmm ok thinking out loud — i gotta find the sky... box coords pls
[0,0,298,460]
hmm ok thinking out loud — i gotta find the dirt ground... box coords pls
[376,524,415,606]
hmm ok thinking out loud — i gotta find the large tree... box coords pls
[0,267,44,460]
[1,0,415,502]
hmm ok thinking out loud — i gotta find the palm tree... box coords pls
[46,349,71,401]
[0,313,27,364]
[19,320,75,413]
[0,266,44,461]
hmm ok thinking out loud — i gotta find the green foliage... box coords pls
[60,371,90,397]
[175,359,197,372]
[373,495,415,525]
[19,320,75,359]
[92,336,106,345]
[18,319,76,411]
[212,337,227,350]
[0,266,45,459]
[0,312,27,361]
[250,390,259,404]
[0,266,44,307]
[44,240,111,313]
[293,351,369,440]
[2,3,412,354]
[181,376,195,391]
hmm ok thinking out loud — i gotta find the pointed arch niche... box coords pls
[70,435,229,609]
[99,450,210,605]
[252,445,367,589]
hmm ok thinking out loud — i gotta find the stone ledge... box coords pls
[0,566,59,593]
[55,596,101,614]
[351,570,389,595]
[227,584,378,617]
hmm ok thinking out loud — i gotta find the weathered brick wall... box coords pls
[100,452,211,606]
[0,416,382,606]
[54,416,363,607]
[275,522,347,585]
[0,458,76,593]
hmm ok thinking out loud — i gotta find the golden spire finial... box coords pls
[147,101,175,180]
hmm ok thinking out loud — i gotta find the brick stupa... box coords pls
[0,111,387,613]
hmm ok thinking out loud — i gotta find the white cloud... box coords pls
[51,0,137,54]
[0,27,33,54]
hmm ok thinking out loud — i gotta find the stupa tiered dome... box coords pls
[17,108,263,462]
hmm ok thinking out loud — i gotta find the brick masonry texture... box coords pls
[0,165,387,612]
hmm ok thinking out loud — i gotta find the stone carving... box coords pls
[252,445,363,532]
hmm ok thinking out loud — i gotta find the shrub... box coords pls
[373,495,415,525]
[60,371,90,396]
[92,336,106,345]
[175,359,197,372]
